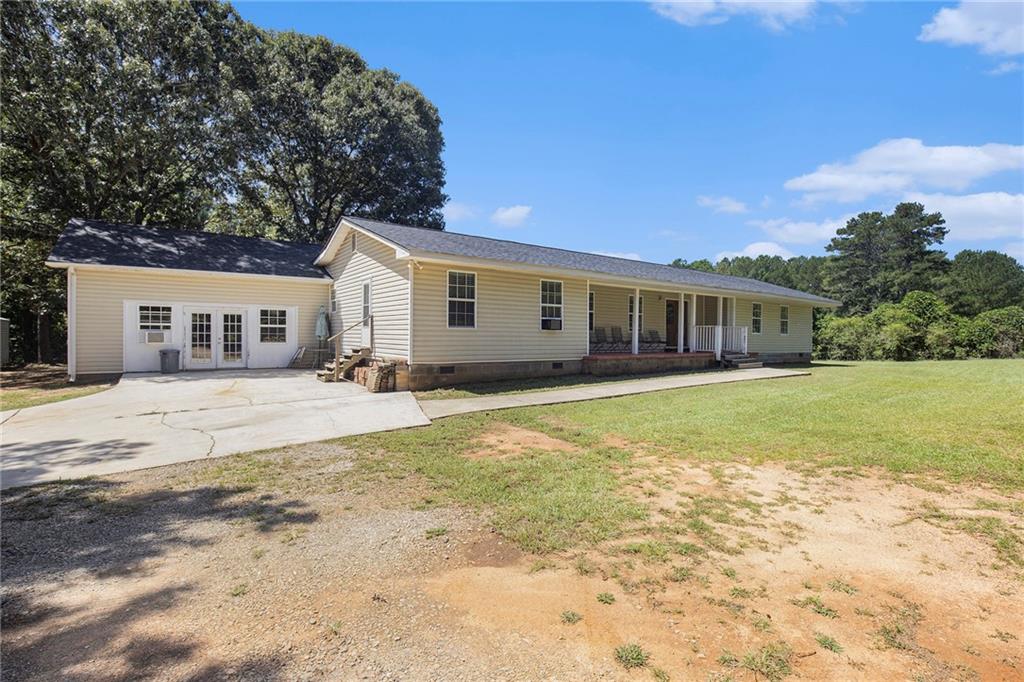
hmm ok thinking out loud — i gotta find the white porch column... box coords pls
[631,287,640,355]
[717,295,724,327]
[677,292,685,354]
[585,280,591,356]
[688,293,697,352]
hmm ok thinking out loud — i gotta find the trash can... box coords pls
[159,348,181,374]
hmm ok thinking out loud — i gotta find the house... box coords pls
[47,217,839,389]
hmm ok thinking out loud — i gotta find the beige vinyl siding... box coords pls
[74,268,329,375]
[412,262,587,363]
[589,285,668,340]
[735,298,813,353]
[326,232,409,359]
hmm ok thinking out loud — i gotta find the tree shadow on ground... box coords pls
[2,583,291,681]
[1,478,318,585]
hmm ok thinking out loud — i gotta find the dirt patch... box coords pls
[3,439,1022,680]
[465,423,580,459]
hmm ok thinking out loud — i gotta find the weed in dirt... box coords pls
[230,583,249,597]
[425,527,448,539]
[718,651,740,666]
[991,630,1017,643]
[529,559,557,573]
[790,595,838,618]
[729,586,753,599]
[855,607,876,617]
[877,603,923,650]
[575,556,597,575]
[597,592,616,604]
[251,547,266,560]
[704,596,745,615]
[828,578,857,594]
[815,633,843,653]
[721,566,737,580]
[667,566,692,582]
[651,667,670,682]
[676,541,707,557]
[741,642,793,681]
[615,643,650,669]
[753,615,773,632]
[622,540,672,563]
[561,610,582,624]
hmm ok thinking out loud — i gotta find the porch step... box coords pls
[317,347,371,382]
[721,352,762,369]
[734,361,763,369]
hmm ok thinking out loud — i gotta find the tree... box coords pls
[941,250,1024,317]
[824,202,947,314]
[235,31,447,243]
[1,0,258,362]
[670,258,714,272]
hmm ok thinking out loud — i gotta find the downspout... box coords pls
[67,267,77,382]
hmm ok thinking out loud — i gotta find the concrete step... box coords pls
[735,361,763,369]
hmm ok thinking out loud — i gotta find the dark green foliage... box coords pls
[1,0,447,364]
[941,250,1024,317]
[816,292,1024,361]
[670,258,715,272]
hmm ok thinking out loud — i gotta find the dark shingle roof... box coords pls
[344,216,839,305]
[48,218,329,280]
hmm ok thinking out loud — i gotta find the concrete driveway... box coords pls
[0,369,430,489]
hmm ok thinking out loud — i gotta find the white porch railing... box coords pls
[694,325,748,360]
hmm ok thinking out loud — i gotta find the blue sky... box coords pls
[236,1,1024,263]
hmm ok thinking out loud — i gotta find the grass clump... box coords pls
[229,583,249,597]
[666,566,692,582]
[614,643,650,669]
[597,592,616,604]
[425,527,448,539]
[561,610,582,624]
[741,642,792,681]
[877,603,923,650]
[815,633,843,653]
[651,667,670,682]
[790,595,838,618]
[827,578,857,595]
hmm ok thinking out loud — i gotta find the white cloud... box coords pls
[904,191,1024,241]
[697,195,748,214]
[747,214,854,244]
[591,250,644,261]
[919,1,1024,56]
[986,60,1023,76]
[442,201,477,222]
[784,138,1024,203]
[715,241,794,261]
[651,1,817,32]
[490,205,532,227]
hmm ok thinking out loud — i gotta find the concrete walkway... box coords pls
[1,369,429,489]
[418,367,809,419]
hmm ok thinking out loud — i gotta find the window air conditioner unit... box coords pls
[145,330,168,344]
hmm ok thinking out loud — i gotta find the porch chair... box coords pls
[590,327,613,353]
[609,326,631,353]
[641,329,666,353]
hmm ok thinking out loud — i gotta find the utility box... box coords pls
[158,348,180,374]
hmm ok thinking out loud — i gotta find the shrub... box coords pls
[614,643,650,669]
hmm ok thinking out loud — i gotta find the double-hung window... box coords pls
[540,280,563,330]
[260,309,287,343]
[751,302,763,335]
[628,295,644,332]
[447,271,476,328]
[779,305,789,335]
[588,292,595,331]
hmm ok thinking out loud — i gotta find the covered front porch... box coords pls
[585,282,749,361]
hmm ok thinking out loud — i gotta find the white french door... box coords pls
[184,307,247,369]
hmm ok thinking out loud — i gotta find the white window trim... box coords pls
[539,279,564,332]
[751,301,763,335]
[779,304,789,336]
[628,294,644,333]
[138,304,172,331]
[259,308,288,343]
[446,269,477,329]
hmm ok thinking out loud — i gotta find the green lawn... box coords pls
[413,369,718,400]
[349,360,1024,551]
[1,365,114,411]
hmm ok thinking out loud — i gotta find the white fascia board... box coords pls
[403,253,839,308]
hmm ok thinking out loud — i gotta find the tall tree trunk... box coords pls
[37,311,51,364]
